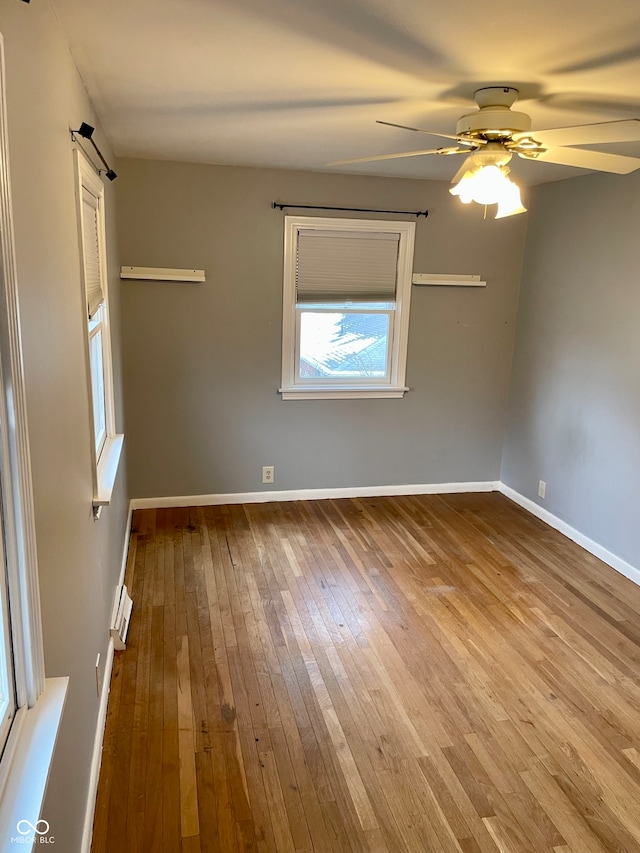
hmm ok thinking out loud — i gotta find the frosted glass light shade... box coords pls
[450,165,527,218]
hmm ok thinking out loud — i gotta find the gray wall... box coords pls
[502,170,640,568]
[117,158,527,498]
[0,3,129,850]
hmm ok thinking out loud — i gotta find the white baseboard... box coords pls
[499,483,640,587]
[117,503,134,587]
[130,480,500,510]
[81,504,133,853]
[80,639,114,853]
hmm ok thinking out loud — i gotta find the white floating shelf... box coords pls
[412,273,486,287]
[120,266,205,282]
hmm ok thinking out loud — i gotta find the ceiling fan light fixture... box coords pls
[450,164,526,218]
[448,168,479,204]
[449,164,507,205]
[348,85,640,210]
[495,180,527,218]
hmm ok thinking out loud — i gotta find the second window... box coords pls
[280,216,416,400]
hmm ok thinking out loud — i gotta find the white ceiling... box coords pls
[52,0,640,185]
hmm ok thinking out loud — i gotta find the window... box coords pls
[280,216,416,399]
[0,33,46,751]
[75,151,123,506]
[0,34,66,839]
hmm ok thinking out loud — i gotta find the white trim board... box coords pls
[130,481,499,510]
[81,503,133,853]
[116,503,134,589]
[498,484,640,588]
[0,678,69,846]
[80,639,113,853]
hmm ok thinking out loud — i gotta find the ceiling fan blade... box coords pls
[376,120,483,146]
[540,93,640,118]
[514,119,640,148]
[328,147,469,167]
[548,44,640,76]
[518,146,640,174]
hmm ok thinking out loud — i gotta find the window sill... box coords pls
[94,433,124,507]
[0,677,68,845]
[279,386,409,400]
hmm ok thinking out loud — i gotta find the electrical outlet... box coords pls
[262,465,274,484]
[538,480,546,499]
[95,652,102,697]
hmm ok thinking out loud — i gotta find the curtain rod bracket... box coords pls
[272,202,428,218]
[70,123,118,181]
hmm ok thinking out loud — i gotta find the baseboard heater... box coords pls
[110,584,133,650]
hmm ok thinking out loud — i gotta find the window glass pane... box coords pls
[299,310,391,379]
[89,325,107,455]
[0,497,15,748]
[82,189,104,317]
[0,606,14,735]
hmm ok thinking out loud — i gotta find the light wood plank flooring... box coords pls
[91,493,640,852]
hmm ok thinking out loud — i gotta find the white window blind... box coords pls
[82,187,104,318]
[296,229,400,303]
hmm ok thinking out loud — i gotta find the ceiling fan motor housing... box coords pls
[456,86,532,139]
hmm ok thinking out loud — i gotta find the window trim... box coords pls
[88,307,108,459]
[0,35,44,713]
[0,32,66,839]
[279,216,416,400]
[74,149,123,507]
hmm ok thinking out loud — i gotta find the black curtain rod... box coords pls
[70,122,117,181]
[272,202,428,218]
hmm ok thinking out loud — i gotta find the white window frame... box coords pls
[74,150,123,507]
[88,307,107,459]
[0,32,67,840]
[279,216,416,400]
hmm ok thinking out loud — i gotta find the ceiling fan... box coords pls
[331,87,640,217]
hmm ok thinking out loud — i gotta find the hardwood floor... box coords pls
[91,493,640,852]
